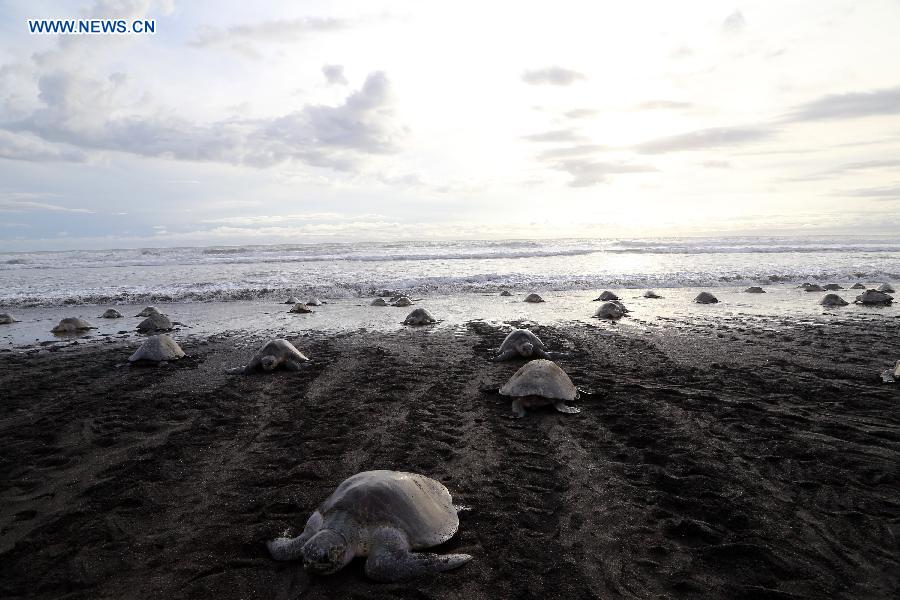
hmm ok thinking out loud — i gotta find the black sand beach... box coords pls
[1,314,898,599]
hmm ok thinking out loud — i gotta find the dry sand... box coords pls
[1,316,898,599]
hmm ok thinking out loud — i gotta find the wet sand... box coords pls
[1,313,898,599]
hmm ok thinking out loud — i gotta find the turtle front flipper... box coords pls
[266,510,324,561]
[492,349,518,362]
[554,402,581,415]
[534,348,552,359]
[510,398,526,418]
[364,527,471,582]
[284,359,304,372]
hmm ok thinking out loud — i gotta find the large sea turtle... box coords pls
[594,290,619,301]
[51,317,96,334]
[137,313,173,333]
[129,334,185,363]
[643,290,662,298]
[499,290,512,296]
[307,298,326,306]
[290,303,314,313]
[266,470,472,581]
[403,308,436,326]
[744,286,765,293]
[594,301,625,320]
[877,283,896,293]
[493,329,550,361]
[371,298,388,306]
[804,284,824,292]
[855,290,893,305]
[851,283,866,290]
[523,293,545,303]
[0,313,19,324]
[694,292,719,304]
[135,306,161,317]
[229,339,309,373]
[499,359,580,418]
[820,294,848,307]
[100,308,123,318]
[823,284,843,291]
[284,296,301,305]
[392,296,413,307]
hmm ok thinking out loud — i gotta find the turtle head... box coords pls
[260,355,278,371]
[301,530,352,575]
[516,340,534,357]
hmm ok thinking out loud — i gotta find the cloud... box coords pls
[634,100,693,110]
[551,159,657,187]
[564,109,599,119]
[523,129,586,143]
[783,86,900,122]
[701,159,732,169]
[0,130,87,162]
[0,193,93,213]
[841,184,900,199]
[202,212,383,226]
[521,66,586,86]
[635,126,773,154]
[536,144,609,160]
[722,10,747,34]
[2,70,403,171]
[190,16,350,48]
[322,64,348,85]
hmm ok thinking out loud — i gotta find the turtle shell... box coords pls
[371,298,388,306]
[499,359,577,401]
[597,290,618,301]
[820,294,848,307]
[744,287,765,293]
[804,284,824,292]
[52,317,96,333]
[290,303,314,313]
[594,302,624,319]
[823,284,843,291]
[644,290,662,298]
[254,339,308,363]
[135,306,161,317]
[850,283,866,289]
[0,313,18,324]
[499,290,512,296]
[523,293,544,303]
[392,296,413,307]
[318,470,460,550]
[694,292,719,304]
[137,313,173,333]
[498,329,546,353]
[129,334,185,362]
[855,290,893,305]
[403,308,435,325]
[877,283,895,293]
[101,308,123,318]
[285,296,301,304]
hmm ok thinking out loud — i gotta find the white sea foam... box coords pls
[0,236,898,307]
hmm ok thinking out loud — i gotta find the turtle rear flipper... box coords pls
[364,527,471,582]
[554,402,581,414]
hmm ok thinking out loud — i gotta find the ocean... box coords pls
[2,236,899,308]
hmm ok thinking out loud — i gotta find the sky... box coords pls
[1,0,899,251]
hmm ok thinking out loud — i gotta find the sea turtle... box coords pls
[129,334,185,363]
[594,290,618,301]
[694,292,719,304]
[137,313,174,333]
[285,296,301,304]
[493,329,551,361]
[403,308,436,326]
[499,290,512,296]
[266,470,472,582]
[393,296,413,307]
[100,308,123,318]
[855,290,893,305]
[371,298,388,306]
[0,313,19,324]
[135,306,161,317]
[820,294,848,307]
[499,359,580,418]
[594,301,625,320]
[290,303,314,313]
[823,284,843,291]
[307,298,326,306]
[643,290,662,298]
[229,339,309,373]
[851,283,866,290]
[804,284,824,292]
[877,283,895,293]
[744,286,765,293]
[51,317,96,334]
[523,293,545,303]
